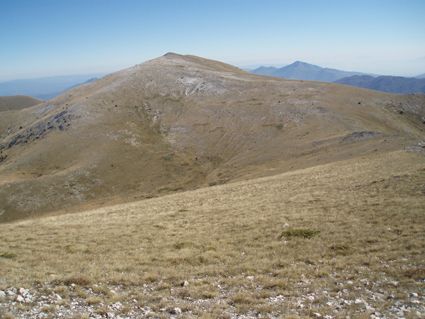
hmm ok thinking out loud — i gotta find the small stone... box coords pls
[19,287,27,295]
[112,302,122,310]
[56,294,62,300]
[246,276,254,281]
[16,295,25,302]
[365,304,375,311]
[410,292,418,298]
[6,289,16,296]
[169,307,182,315]
[0,290,6,298]
[181,280,189,287]
[313,312,322,318]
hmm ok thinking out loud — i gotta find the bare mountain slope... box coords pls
[0,53,424,222]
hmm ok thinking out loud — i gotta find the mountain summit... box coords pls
[252,61,364,82]
[0,53,424,222]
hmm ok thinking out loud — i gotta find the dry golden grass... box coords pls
[0,150,424,317]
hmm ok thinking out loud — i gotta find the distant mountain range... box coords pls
[2,64,424,99]
[335,75,425,94]
[0,74,103,100]
[251,61,364,82]
[251,61,425,94]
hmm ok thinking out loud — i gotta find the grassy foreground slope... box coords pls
[0,150,424,318]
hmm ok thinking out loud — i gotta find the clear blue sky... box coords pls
[1,0,424,80]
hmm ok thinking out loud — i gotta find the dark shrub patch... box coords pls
[279,228,319,239]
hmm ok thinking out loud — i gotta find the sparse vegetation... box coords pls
[62,276,91,287]
[1,312,16,319]
[86,296,102,305]
[0,252,17,259]
[275,123,284,130]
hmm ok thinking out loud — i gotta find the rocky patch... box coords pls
[341,131,382,143]
[406,140,425,153]
[0,110,72,151]
[1,274,424,319]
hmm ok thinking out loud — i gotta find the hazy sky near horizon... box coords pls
[1,0,424,80]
